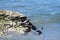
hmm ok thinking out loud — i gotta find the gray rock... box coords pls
[0,10,42,36]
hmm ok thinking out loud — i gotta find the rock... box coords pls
[0,10,42,36]
[0,10,27,36]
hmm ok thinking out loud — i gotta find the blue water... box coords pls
[0,0,60,40]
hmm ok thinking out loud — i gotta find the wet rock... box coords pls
[0,10,42,36]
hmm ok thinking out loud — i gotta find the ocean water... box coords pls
[0,0,60,40]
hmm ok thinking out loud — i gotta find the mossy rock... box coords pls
[0,10,28,36]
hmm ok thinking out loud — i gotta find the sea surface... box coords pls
[0,0,60,40]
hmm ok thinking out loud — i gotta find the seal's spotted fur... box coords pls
[0,10,42,36]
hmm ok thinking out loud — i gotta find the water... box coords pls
[0,0,60,40]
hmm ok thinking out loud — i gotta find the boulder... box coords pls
[0,10,42,36]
